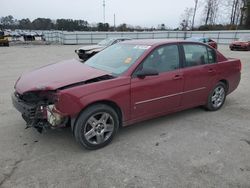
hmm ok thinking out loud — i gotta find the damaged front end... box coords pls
[75,49,94,61]
[12,91,68,133]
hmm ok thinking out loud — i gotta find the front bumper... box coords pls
[75,49,93,60]
[12,92,47,132]
[12,93,37,119]
[12,92,67,132]
[11,92,68,133]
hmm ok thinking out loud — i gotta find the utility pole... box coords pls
[191,0,198,30]
[246,0,250,29]
[114,14,116,31]
[103,0,106,23]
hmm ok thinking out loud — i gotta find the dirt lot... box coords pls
[0,44,249,188]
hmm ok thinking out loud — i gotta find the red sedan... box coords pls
[230,36,250,51]
[12,39,241,149]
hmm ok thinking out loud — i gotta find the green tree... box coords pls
[56,19,89,31]
[97,23,110,31]
[31,18,54,30]
[19,18,31,29]
[116,23,128,31]
[0,15,14,29]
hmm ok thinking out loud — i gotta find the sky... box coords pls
[0,0,201,28]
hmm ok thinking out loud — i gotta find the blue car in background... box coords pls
[186,37,218,49]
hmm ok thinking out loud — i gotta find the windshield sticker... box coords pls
[124,57,133,64]
[133,45,151,50]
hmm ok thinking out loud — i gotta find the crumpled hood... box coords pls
[15,59,110,94]
[78,45,105,51]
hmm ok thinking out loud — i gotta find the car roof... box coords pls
[186,37,208,41]
[121,39,199,46]
[108,37,131,40]
[187,37,206,39]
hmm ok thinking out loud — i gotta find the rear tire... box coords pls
[205,82,226,111]
[74,104,119,150]
[3,42,9,47]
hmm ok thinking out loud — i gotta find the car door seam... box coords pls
[135,87,206,105]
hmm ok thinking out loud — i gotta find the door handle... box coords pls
[173,74,183,80]
[208,68,216,73]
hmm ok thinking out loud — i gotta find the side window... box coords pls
[207,47,216,64]
[142,45,180,73]
[183,44,208,67]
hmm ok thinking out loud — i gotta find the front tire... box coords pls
[4,42,9,47]
[74,104,119,150]
[205,82,226,111]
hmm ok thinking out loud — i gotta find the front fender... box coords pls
[55,83,131,122]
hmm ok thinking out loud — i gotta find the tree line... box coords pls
[0,16,159,32]
[180,0,250,30]
[1,16,95,31]
[1,0,250,32]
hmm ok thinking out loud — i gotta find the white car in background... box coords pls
[75,37,131,61]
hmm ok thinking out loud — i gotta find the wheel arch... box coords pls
[218,79,229,94]
[71,100,123,133]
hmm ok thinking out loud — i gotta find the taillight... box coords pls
[238,61,242,72]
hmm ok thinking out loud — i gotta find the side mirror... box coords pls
[135,68,159,79]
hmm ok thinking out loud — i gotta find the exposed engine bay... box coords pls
[12,74,115,133]
[12,91,68,133]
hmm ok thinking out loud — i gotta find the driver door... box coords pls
[130,44,184,121]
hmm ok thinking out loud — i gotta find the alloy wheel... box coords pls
[83,112,114,145]
[211,86,225,109]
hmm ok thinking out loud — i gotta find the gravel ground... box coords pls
[0,44,249,188]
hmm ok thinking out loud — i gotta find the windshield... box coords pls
[98,38,115,46]
[85,44,150,75]
[238,36,250,41]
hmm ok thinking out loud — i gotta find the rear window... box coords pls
[207,47,216,64]
[183,44,208,67]
[183,44,216,67]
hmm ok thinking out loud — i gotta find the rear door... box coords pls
[181,44,218,108]
[130,44,184,120]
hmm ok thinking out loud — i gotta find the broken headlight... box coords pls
[46,105,66,127]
